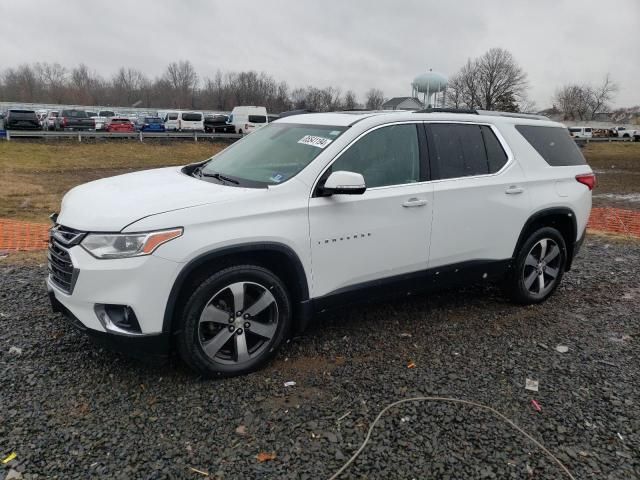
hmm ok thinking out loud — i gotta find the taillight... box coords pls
[576,173,597,190]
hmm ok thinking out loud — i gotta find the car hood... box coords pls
[57,166,259,231]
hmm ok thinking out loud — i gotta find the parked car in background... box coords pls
[36,110,48,127]
[47,109,594,377]
[55,110,95,131]
[179,112,204,131]
[164,112,179,131]
[204,114,235,133]
[140,116,166,132]
[4,109,41,130]
[610,126,639,139]
[568,126,592,139]
[44,111,59,130]
[228,106,268,134]
[106,117,135,133]
[92,110,116,131]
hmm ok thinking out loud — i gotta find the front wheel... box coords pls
[177,265,292,377]
[506,227,567,304]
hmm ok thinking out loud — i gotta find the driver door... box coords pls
[308,123,433,299]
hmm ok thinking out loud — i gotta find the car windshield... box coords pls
[200,123,346,186]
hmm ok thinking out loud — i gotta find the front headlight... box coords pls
[81,228,183,259]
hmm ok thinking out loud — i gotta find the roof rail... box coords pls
[476,110,550,121]
[415,108,478,114]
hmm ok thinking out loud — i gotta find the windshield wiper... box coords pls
[201,171,240,185]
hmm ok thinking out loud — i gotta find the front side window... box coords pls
[330,124,420,188]
[201,123,346,186]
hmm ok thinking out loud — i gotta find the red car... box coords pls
[106,118,135,133]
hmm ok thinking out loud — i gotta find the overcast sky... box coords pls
[1,0,638,108]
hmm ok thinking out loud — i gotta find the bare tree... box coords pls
[588,74,618,119]
[343,90,358,109]
[553,75,617,121]
[365,88,384,109]
[163,60,199,108]
[446,48,528,111]
[112,67,147,106]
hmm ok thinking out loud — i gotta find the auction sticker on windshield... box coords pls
[298,135,333,149]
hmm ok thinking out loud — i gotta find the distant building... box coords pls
[381,97,424,111]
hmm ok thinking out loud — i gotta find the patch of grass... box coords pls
[0,140,225,222]
[582,143,640,202]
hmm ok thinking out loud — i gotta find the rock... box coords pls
[5,470,23,480]
[8,346,22,355]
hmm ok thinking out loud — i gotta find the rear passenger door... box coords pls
[426,122,530,268]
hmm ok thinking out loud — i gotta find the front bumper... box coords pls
[48,289,171,357]
[47,244,183,355]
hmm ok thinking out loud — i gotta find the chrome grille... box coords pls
[48,225,84,294]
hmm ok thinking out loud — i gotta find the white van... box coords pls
[164,112,204,132]
[228,106,268,134]
[568,126,592,139]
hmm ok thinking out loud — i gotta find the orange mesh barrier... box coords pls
[0,219,50,252]
[0,208,639,252]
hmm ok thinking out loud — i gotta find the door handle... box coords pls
[505,186,524,195]
[402,197,428,207]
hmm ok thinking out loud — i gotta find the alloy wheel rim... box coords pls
[198,281,278,365]
[523,238,562,298]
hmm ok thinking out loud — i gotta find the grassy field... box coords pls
[0,140,638,223]
[582,142,640,206]
[0,141,224,222]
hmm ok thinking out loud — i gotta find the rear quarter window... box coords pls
[516,125,586,166]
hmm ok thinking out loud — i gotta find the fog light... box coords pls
[95,304,142,335]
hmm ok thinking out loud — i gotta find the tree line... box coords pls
[0,50,619,118]
[0,60,387,113]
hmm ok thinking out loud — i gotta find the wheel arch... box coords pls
[162,242,310,336]
[513,207,578,271]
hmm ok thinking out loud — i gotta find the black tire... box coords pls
[177,265,292,378]
[506,227,567,304]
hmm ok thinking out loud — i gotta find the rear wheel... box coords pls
[507,227,566,304]
[177,265,291,377]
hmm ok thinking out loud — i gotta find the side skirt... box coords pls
[311,259,513,314]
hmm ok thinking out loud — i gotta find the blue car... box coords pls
[140,117,166,132]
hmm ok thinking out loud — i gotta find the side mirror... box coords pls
[321,171,366,195]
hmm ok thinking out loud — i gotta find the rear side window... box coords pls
[248,115,267,123]
[182,113,202,122]
[430,124,486,179]
[167,113,178,120]
[481,126,508,173]
[516,125,586,166]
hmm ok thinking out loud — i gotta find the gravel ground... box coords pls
[1,235,639,479]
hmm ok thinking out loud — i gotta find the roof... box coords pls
[381,97,424,108]
[277,109,559,128]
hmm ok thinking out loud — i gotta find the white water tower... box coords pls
[412,70,448,108]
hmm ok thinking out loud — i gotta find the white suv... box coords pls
[47,109,595,377]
